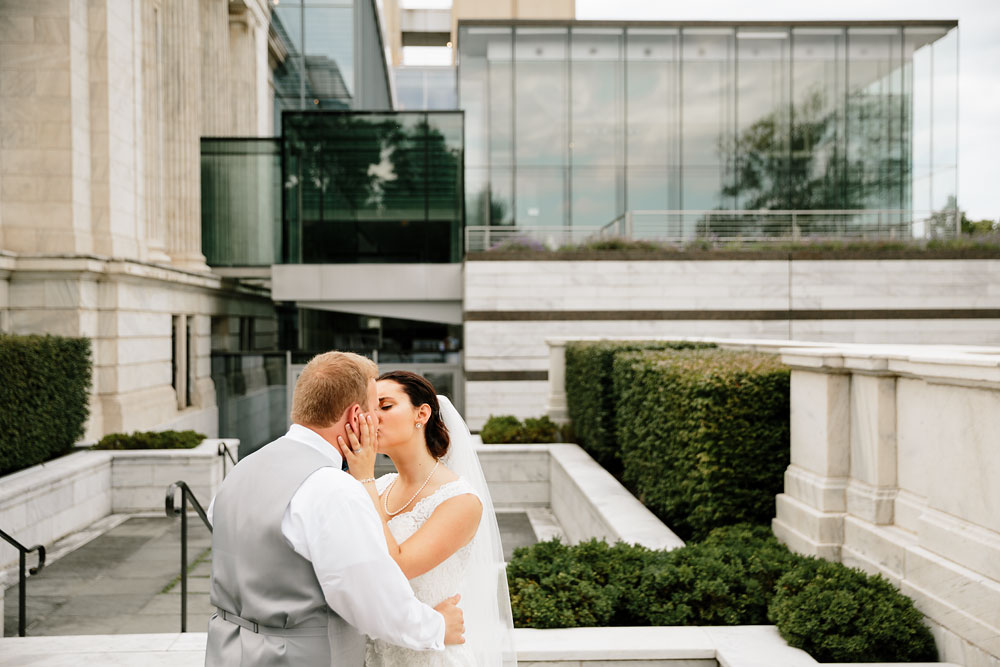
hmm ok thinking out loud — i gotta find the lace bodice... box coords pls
[365,474,480,667]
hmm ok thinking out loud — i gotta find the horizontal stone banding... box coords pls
[464,309,1000,322]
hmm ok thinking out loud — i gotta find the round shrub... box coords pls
[480,415,523,444]
[506,538,657,628]
[769,557,938,662]
[480,415,559,444]
[626,523,799,626]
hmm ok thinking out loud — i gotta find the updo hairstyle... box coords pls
[377,370,450,459]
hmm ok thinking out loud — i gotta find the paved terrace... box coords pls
[3,510,538,638]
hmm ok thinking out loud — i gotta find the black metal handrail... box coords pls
[0,527,46,636]
[217,442,237,478]
[165,481,213,632]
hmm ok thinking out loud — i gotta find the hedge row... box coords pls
[614,348,790,541]
[564,340,717,472]
[91,430,206,450]
[0,334,92,476]
[507,526,938,663]
[480,415,561,444]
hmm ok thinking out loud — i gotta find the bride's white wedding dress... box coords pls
[365,473,479,666]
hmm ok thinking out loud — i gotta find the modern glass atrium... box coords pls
[458,21,958,236]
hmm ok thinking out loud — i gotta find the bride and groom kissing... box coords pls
[205,351,515,666]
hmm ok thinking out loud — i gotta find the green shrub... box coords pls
[564,340,717,472]
[614,348,790,541]
[626,524,800,625]
[507,529,939,663]
[480,415,559,444]
[0,334,92,476]
[507,538,658,628]
[769,557,938,662]
[92,430,206,450]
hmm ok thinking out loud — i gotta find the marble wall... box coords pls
[772,344,1000,667]
[0,0,278,441]
[463,258,1000,429]
[4,255,275,440]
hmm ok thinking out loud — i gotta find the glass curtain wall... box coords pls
[201,138,282,266]
[282,111,464,263]
[458,21,958,235]
[270,0,393,133]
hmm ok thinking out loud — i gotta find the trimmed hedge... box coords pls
[614,348,790,541]
[480,415,559,444]
[564,340,717,472]
[769,556,937,662]
[91,430,206,451]
[507,527,938,663]
[0,334,92,476]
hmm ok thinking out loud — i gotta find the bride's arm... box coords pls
[389,495,482,579]
[339,416,482,579]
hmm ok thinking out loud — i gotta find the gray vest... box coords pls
[205,435,364,666]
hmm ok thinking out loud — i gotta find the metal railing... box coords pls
[466,209,959,252]
[464,225,615,253]
[218,442,237,478]
[0,528,46,636]
[165,481,213,632]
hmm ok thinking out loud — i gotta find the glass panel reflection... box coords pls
[282,112,463,263]
[457,21,959,236]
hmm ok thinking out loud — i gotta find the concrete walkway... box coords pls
[4,516,213,637]
[3,508,539,638]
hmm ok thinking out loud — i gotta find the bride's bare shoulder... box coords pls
[435,463,460,485]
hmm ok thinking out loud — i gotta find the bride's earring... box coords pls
[415,422,423,429]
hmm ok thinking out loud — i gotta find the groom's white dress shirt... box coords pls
[208,424,445,652]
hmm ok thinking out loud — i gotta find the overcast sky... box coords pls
[576,0,999,220]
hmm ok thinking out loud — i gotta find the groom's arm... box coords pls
[283,468,447,651]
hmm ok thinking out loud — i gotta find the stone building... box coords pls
[0,0,279,440]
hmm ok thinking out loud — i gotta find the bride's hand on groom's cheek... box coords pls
[338,413,377,480]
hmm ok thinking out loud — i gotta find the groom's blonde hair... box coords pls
[291,351,378,428]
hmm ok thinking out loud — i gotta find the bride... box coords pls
[337,370,516,666]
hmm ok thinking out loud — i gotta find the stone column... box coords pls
[545,337,570,424]
[162,0,207,270]
[200,0,232,137]
[140,0,170,263]
[228,2,257,136]
[843,355,898,525]
[772,349,850,560]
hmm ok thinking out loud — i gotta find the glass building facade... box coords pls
[270,0,393,131]
[202,111,464,266]
[458,21,958,234]
[282,111,464,264]
[394,66,459,110]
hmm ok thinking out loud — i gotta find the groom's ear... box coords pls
[348,403,362,432]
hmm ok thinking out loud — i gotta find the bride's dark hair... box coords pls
[377,370,450,459]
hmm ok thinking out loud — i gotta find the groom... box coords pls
[205,351,464,666]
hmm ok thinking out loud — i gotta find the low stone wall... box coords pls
[0,439,235,571]
[771,344,1000,667]
[464,257,1000,430]
[477,443,683,550]
[0,628,963,665]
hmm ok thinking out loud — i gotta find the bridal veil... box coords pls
[437,395,517,667]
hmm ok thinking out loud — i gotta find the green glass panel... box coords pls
[281,111,464,263]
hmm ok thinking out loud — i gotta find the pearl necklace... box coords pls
[383,461,439,517]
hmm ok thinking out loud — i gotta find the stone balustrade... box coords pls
[773,343,1000,667]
